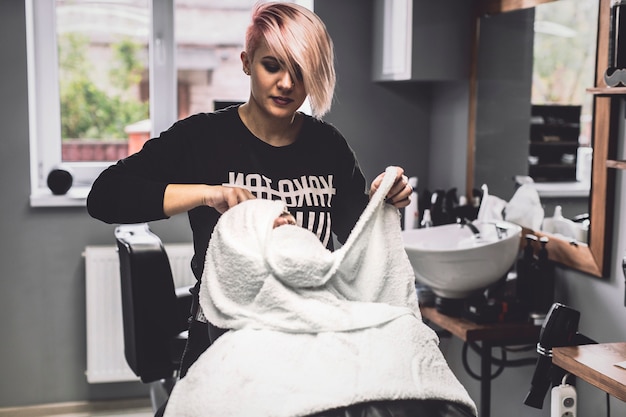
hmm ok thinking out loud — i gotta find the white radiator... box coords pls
[84,243,195,383]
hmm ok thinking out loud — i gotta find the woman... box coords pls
[87,1,412,390]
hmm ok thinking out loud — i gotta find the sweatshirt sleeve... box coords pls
[87,115,205,224]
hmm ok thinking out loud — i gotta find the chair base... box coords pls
[149,377,177,414]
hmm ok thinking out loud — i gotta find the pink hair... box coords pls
[245,2,336,118]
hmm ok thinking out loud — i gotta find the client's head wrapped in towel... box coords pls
[199,166,421,333]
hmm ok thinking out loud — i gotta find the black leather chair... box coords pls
[115,223,193,412]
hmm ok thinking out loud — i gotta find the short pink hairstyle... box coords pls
[245,2,336,118]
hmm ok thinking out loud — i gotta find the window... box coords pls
[27,0,170,206]
[532,0,598,147]
[26,0,312,207]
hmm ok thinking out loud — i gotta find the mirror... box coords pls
[466,0,616,277]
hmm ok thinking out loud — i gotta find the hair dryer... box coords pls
[523,303,595,409]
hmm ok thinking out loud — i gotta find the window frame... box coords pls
[26,0,176,207]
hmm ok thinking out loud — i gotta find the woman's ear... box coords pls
[241,51,250,75]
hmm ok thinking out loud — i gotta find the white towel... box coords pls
[199,166,418,333]
[164,166,477,417]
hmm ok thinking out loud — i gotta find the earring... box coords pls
[244,68,250,75]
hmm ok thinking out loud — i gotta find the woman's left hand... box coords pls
[369,166,413,208]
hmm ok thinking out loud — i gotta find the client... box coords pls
[163,167,477,417]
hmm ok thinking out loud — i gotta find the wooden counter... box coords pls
[420,306,541,344]
[552,343,626,402]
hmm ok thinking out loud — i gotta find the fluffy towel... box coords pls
[200,166,419,333]
[164,166,477,417]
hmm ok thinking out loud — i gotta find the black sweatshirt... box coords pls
[87,105,370,281]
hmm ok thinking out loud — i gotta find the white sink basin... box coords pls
[402,221,522,299]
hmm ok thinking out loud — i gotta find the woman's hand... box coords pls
[205,185,256,214]
[369,166,413,208]
[164,184,256,216]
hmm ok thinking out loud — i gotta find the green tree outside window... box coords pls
[58,33,149,140]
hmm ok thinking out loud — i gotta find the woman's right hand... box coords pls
[164,184,255,216]
[204,185,256,214]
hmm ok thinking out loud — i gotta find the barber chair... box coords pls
[115,223,193,412]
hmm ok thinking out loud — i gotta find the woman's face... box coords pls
[242,42,307,119]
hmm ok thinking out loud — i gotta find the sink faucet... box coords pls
[456,217,481,237]
[494,223,508,239]
[457,218,511,240]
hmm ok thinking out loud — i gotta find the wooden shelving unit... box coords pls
[606,160,626,169]
[528,104,581,182]
[587,86,626,96]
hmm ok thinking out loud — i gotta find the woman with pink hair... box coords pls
[88,3,419,415]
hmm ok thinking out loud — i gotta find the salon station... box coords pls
[3,0,626,417]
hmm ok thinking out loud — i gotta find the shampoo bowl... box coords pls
[402,221,522,299]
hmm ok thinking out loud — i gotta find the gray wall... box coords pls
[2,1,626,416]
[430,82,471,192]
[475,9,535,201]
[0,0,204,407]
[317,0,431,184]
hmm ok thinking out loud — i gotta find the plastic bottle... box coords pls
[420,209,433,228]
[543,206,576,239]
[453,195,479,221]
[534,236,555,315]
[516,234,537,313]
[403,177,419,230]
[444,187,458,223]
[430,190,446,226]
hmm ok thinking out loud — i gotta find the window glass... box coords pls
[56,0,150,163]
[532,0,598,147]
[56,0,313,162]
[28,0,313,205]
[174,0,255,120]
[172,0,312,122]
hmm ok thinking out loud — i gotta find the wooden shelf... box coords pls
[587,86,626,96]
[607,160,626,170]
[529,105,580,182]
[553,343,626,402]
[420,306,540,344]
